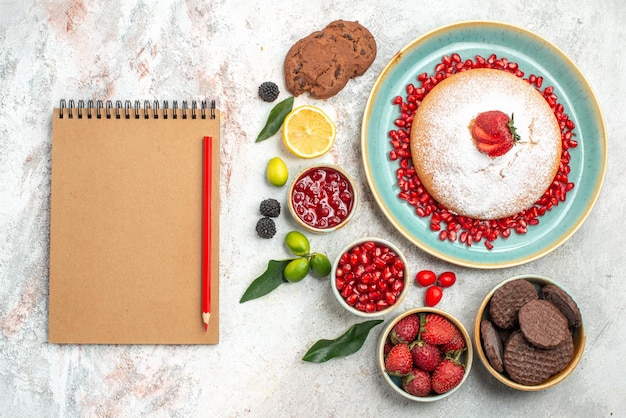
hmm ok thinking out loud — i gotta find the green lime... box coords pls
[266,157,289,187]
[284,257,310,282]
[309,252,331,278]
[285,231,310,256]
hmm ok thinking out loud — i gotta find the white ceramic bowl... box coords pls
[377,307,473,401]
[287,165,358,234]
[474,274,585,391]
[331,237,409,317]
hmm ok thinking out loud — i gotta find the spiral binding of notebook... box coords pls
[58,99,217,120]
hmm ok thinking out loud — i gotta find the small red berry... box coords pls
[438,271,457,288]
[424,285,443,307]
[415,270,436,287]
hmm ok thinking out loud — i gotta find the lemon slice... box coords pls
[282,105,336,158]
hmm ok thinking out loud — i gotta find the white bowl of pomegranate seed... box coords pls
[474,274,585,391]
[331,237,409,317]
[377,308,473,402]
[287,165,358,234]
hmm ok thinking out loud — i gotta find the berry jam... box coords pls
[290,166,355,231]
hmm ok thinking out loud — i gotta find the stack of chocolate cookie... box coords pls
[480,279,582,386]
[283,20,377,99]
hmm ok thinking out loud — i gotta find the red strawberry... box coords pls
[420,313,457,346]
[383,340,394,356]
[384,343,413,377]
[489,140,514,157]
[431,355,465,394]
[471,110,520,157]
[476,140,500,154]
[440,327,466,354]
[402,368,432,397]
[472,111,510,143]
[410,340,443,372]
[390,314,420,345]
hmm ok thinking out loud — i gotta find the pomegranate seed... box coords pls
[346,294,358,306]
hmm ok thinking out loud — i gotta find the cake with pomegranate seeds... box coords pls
[410,68,562,220]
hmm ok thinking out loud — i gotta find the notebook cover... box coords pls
[49,105,220,344]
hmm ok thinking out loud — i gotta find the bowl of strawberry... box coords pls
[378,308,473,401]
[331,238,409,316]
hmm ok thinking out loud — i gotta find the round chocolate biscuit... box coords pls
[519,299,570,349]
[480,320,504,373]
[496,327,513,345]
[542,284,582,328]
[489,279,538,329]
[503,330,574,386]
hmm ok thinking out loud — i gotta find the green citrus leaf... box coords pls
[240,259,294,303]
[256,96,294,142]
[302,320,384,363]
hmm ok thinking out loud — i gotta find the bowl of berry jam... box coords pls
[331,237,409,317]
[288,165,358,233]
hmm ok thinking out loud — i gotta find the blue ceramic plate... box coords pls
[361,21,606,269]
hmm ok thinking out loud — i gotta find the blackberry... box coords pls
[260,198,281,217]
[256,217,276,239]
[258,81,280,102]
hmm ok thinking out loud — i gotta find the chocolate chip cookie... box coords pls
[283,20,377,99]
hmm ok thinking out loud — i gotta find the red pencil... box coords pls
[202,136,212,332]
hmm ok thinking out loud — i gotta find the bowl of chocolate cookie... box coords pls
[473,274,585,391]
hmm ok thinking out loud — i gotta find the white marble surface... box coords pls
[1,0,624,416]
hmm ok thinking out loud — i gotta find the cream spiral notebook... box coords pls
[49,99,220,344]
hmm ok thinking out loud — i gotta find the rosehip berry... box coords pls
[438,271,456,288]
[425,285,443,307]
[415,270,436,287]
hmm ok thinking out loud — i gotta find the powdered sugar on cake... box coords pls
[410,69,561,220]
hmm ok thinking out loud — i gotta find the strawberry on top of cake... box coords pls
[409,68,562,220]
